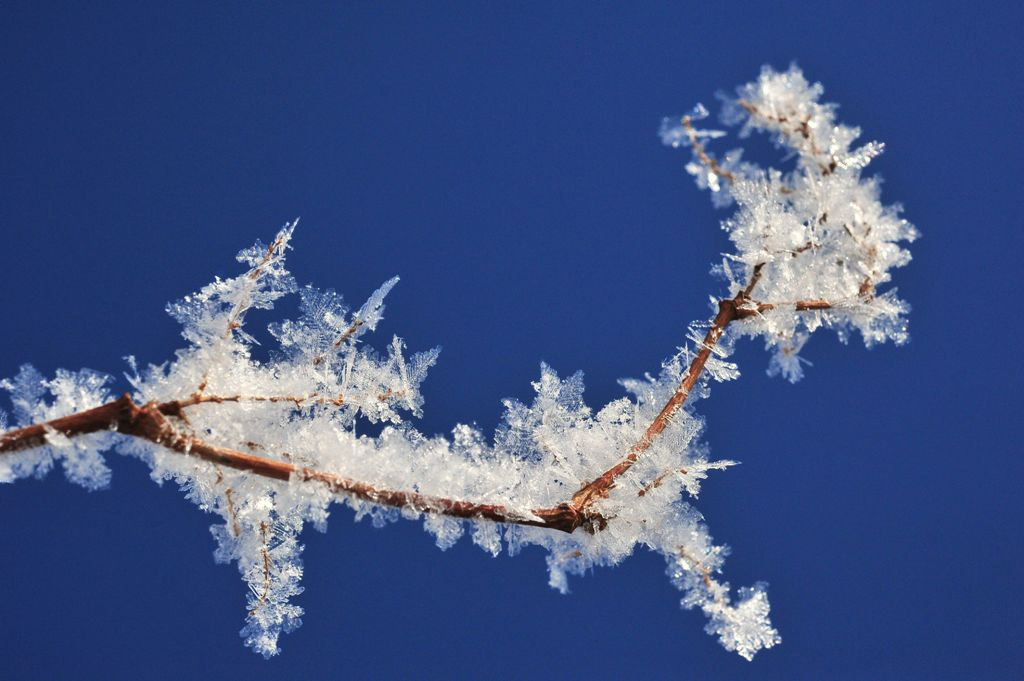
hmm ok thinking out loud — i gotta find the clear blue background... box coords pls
[1,3,1021,680]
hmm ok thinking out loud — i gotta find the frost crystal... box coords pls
[1,66,915,660]
[0,366,114,489]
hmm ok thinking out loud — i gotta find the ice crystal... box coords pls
[0,366,114,489]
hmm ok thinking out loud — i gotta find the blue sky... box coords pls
[1,3,1021,679]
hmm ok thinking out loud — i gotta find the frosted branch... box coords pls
[1,65,915,660]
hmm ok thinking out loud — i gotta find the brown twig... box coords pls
[224,488,242,537]
[226,230,291,339]
[311,319,365,366]
[212,465,243,537]
[678,546,715,591]
[681,115,735,185]
[250,521,272,615]
[638,467,687,497]
[160,392,346,417]
[570,295,743,510]
[735,299,833,320]
[738,99,837,176]
[159,387,412,417]
[197,229,292,394]
[570,268,834,512]
[332,320,364,348]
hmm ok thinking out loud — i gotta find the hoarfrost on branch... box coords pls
[0,66,915,661]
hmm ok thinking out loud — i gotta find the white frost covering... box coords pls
[1,66,915,661]
[0,366,114,490]
[662,66,916,381]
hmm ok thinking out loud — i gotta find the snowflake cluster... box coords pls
[1,66,915,661]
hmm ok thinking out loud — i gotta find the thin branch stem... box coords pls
[159,387,410,418]
[160,392,346,415]
[738,99,837,175]
[224,228,292,340]
[250,521,272,615]
[570,295,742,510]
[197,226,293,394]
[681,114,735,184]
[311,319,364,366]
[677,546,716,592]
[569,295,831,508]
[735,298,833,319]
